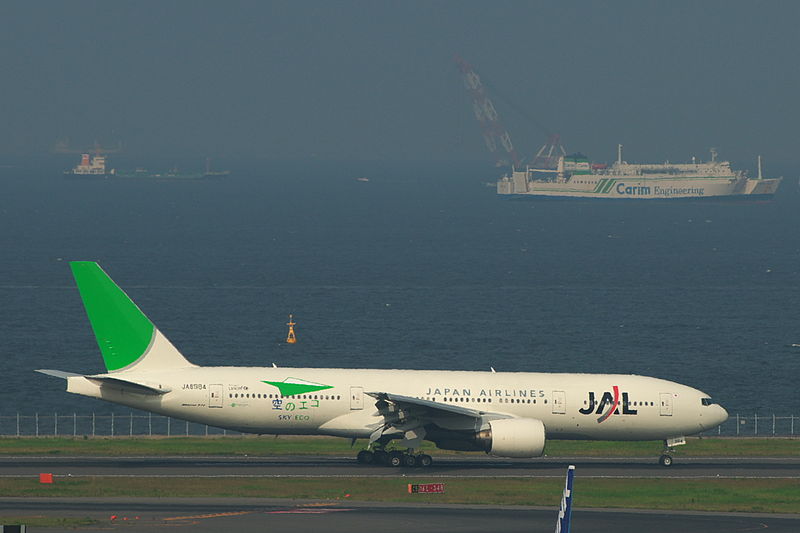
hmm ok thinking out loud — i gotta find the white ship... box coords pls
[497,146,782,199]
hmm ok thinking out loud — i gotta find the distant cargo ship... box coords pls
[64,155,229,180]
[113,168,230,180]
[497,146,781,199]
[63,153,111,178]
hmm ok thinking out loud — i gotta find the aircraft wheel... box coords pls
[388,451,404,467]
[402,454,417,467]
[659,454,673,467]
[356,450,374,464]
[373,450,389,465]
[418,454,433,467]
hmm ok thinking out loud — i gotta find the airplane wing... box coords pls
[365,391,511,448]
[367,392,495,418]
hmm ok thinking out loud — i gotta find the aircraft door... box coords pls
[659,393,673,416]
[350,386,364,410]
[552,390,566,414]
[209,384,223,408]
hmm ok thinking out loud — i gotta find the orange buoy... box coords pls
[286,314,297,344]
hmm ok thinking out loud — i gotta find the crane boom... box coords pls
[455,56,522,168]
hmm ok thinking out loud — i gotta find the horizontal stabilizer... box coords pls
[35,369,82,379]
[86,374,172,395]
[37,369,170,395]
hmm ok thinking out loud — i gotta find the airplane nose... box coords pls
[714,404,729,426]
[700,403,728,432]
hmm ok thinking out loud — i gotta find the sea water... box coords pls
[1,159,798,420]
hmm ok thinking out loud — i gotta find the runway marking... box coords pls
[267,508,354,514]
[164,511,252,521]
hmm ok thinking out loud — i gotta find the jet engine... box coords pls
[475,418,546,458]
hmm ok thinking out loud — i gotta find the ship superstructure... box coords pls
[497,146,782,199]
[64,153,110,178]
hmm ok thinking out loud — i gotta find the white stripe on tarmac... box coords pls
[3,474,799,479]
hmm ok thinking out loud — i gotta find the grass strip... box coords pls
[548,437,800,457]
[0,477,797,514]
[0,516,97,527]
[0,436,796,457]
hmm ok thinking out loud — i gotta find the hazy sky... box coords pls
[2,1,799,165]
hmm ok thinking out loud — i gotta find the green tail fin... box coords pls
[70,262,155,372]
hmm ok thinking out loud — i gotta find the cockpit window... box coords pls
[701,397,715,406]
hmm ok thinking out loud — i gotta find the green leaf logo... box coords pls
[262,377,333,397]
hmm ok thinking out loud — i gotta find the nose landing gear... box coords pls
[658,436,686,467]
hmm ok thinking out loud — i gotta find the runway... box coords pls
[1,457,798,532]
[0,497,798,533]
[1,455,798,479]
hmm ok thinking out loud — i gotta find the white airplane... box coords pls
[38,262,728,467]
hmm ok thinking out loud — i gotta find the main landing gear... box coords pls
[356,448,433,468]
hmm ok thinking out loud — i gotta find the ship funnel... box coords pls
[81,154,90,166]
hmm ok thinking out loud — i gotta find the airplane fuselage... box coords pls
[65,367,727,443]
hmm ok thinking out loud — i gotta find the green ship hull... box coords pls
[112,169,230,179]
